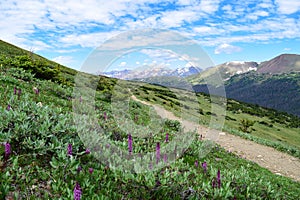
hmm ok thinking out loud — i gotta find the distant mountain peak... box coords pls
[100,65,202,80]
[226,61,245,65]
[257,54,300,74]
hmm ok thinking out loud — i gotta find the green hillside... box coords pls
[188,54,300,117]
[193,71,300,117]
[0,41,300,199]
[0,40,76,86]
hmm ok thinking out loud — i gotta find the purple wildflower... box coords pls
[149,162,153,170]
[74,182,82,200]
[202,162,207,173]
[67,144,72,156]
[18,88,21,99]
[79,96,82,103]
[7,104,11,111]
[163,154,167,163]
[217,169,221,188]
[85,149,90,154]
[212,178,217,188]
[128,134,132,154]
[89,168,94,174]
[156,142,160,164]
[156,180,161,186]
[4,142,11,158]
[165,133,169,143]
[33,87,39,95]
[77,166,82,173]
[194,160,198,167]
[104,112,107,121]
[14,87,17,95]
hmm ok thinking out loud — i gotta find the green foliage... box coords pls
[0,41,300,199]
[239,119,255,133]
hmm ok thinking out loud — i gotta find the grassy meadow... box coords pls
[0,47,300,199]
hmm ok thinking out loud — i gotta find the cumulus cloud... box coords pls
[214,44,242,54]
[119,61,127,67]
[275,0,300,14]
[52,56,74,65]
[0,0,299,68]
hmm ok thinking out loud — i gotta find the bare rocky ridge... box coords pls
[257,54,300,74]
[131,95,300,182]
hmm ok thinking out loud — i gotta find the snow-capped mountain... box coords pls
[100,66,202,80]
[187,61,258,85]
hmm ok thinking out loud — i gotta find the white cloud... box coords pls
[136,61,140,65]
[193,26,225,35]
[214,44,242,54]
[0,0,299,68]
[59,31,121,48]
[159,9,200,28]
[247,10,269,20]
[119,61,127,67]
[52,56,74,65]
[275,0,300,14]
[177,0,198,6]
[140,49,179,63]
[198,0,221,13]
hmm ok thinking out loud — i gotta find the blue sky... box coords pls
[1,0,300,71]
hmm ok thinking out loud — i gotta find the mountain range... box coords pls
[192,54,300,117]
[101,53,300,117]
[0,39,299,117]
[100,65,202,80]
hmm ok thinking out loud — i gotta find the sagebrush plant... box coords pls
[0,58,300,199]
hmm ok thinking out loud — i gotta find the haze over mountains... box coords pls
[101,65,202,80]
[0,39,299,117]
[192,54,300,117]
[100,53,300,117]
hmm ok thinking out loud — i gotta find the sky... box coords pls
[1,0,300,71]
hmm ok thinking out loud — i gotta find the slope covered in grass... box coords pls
[1,41,300,199]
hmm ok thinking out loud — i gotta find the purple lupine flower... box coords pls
[202,162,207,173]
[156,180,161,186]
[67,144,72,156]
[149,162,153,170]
[217,169,221,188]
[14,87,17,95]
[156,142,160,164]
[104,112,107,121]
[163,154,167,163]
[77,166,82,173]
[18,88,21,99]
[34,87,39,95]
[165,133,169,143]
[7,104,11,111]
[212,178,217,188]
[74,182,82,200]
[194,160,198,167]
[89,168,94,174]
[4,142,11,158]
[85,148,90,154]
[128,134,132,154]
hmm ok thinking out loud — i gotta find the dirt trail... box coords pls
[131,95,300,182]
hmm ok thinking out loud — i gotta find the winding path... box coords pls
[131,95,300,182]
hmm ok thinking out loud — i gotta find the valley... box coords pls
[0,40,300,199]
